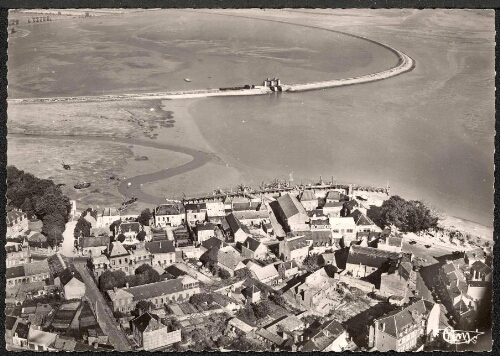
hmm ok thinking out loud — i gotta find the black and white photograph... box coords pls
[3,8,494,352]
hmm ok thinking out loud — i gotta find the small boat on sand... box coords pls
[184,78,192,82]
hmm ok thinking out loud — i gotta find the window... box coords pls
[347,229,353,233]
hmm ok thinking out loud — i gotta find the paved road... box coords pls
[10,133,214,206]
[74,264,133,351]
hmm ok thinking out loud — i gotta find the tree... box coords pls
[252,301,271,319]
[98,270,126,292]
[190,293,214,305]
[74,216,91,237]
[135,300,155,314]
[303,254,322,272]
[136,230,147,242]
[21,197,34,218]
[117,233,126,243]
[234,267,253,280]
[137,208,152,226]
[109,219,121,235]
[218,268,231,280]
[380,196,438,233]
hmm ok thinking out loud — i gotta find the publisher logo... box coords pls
[441,327,484,345]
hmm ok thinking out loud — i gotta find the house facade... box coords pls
[275,194,309,232]
[130,312,181,350]
[96,207,121,228]
[154,204,184,228]
[104,241,131,275]
[6,210,29,238]
[279,235,310,263]
[345,245,402,279]
[369,299,440,352]
[241,237,268,260]
[145,240,176,267]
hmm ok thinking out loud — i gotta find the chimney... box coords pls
[113,287,117,292]
[126,282,129,289]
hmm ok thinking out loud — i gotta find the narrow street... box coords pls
[74,264,133,351]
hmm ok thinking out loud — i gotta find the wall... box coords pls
[143,328,181,350]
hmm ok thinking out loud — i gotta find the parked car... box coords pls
[409,240,417,245]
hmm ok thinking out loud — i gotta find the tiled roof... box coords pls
[300,190,317,202]
[226,213,250,235]
[343,200,360,211]
[58,266,84,286]
[326,191,341,201]
[233,210,269,220]
[301,319,345,351]
[308,209,326,218]
[106,241,130,258]
[218,249,244,271]
[197,223,215,231]
[375,299,435,339]
[5,316,18,331]
[254,264,279,281]
[255,328,284,346]
[347,245,401,269]
[24,259,50,276]
[184,203,207,212]
[125,279,187,301]
[349,209,374,226]
[292,230,332,245]
[53,335,77,351]
[80,236,110,248]
[107,288,134,301]
[155,204,180,216]
[47,254,70,277]
[243,237,263,252]
[323,201,344,208]
[130,312,162,333]
[14,322,30,339]
[286,235,310,251]
[6,265,25,279]
[28,329,57,346]
[470,260,491,275]
[145,240,175,254]
[276,193,306,219]
[228,317,255,333]
[201,236,224,250]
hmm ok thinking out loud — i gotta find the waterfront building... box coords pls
[368,299,440,352]
[204,200,226,223]
[96,207,120,228]
[130,312,181,350]
[117,222,142,243]
[184,203,207,227]
[154,204,184,228]
[377,236,403,253]
[349,210,378,233]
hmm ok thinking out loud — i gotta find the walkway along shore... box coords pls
[7,27,414,104]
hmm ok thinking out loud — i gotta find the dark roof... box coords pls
[106,241,130,257]
[226,213,250,235]
[80,236,110,248]
[343,199,360,211]
[470,260,492,275]
[6,265,25,279]
[326,191,341,201]
[218,249,244,271]
[323,201,344,208]
[291,230,332,245]
[307,209,326,218]
[185,203,207,212]
[130,312,161,333]
[286,236,309,251]
[14,322,30,339]
[243,237,262,252]
[126,279,189,301]
[197,223,215,231]
[6,316,18,331]
[7,210,26,225]
[276,194,306,219]
[155,204,180,215]
[349,209,374,226]
[58,266,84,285]
[165,265,187,278]
[201,236,224,250]
[47,254,70,278]
[145,240,175,254]
[347,245,401,269]
[301,319,345,351]
[28,240,51,249]
[281,260,298,270]
[375,299,435,339]
[468,280,490,288]
[388,236,403,247]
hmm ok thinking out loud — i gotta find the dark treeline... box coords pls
[7,165,72,246]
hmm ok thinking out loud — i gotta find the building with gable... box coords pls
[274,193,309,232]
[184,203,207,227]
[145,240,176,267]
[104,241,131,275]
[6,210,29,238]
[224,213,250,243]
[54,266,86,300]
[279,235,310,263]
[299,190,319,211]
[300,319,350,352]
[154,204,184,228]
[241,236,269,260]
[96,207,120,228]
[377,236,403,253]
[368,299,440,352]
[345,245,402,278]
[77,236,110,257]
[130,312,181,350]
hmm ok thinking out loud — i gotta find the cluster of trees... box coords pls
[302,254,324,272]
[236,300,272,323]
[379,195,439,233]
[7,166,71,247]
[98,264,161,292]
[137,208,152,226]
[189,293,214,306]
